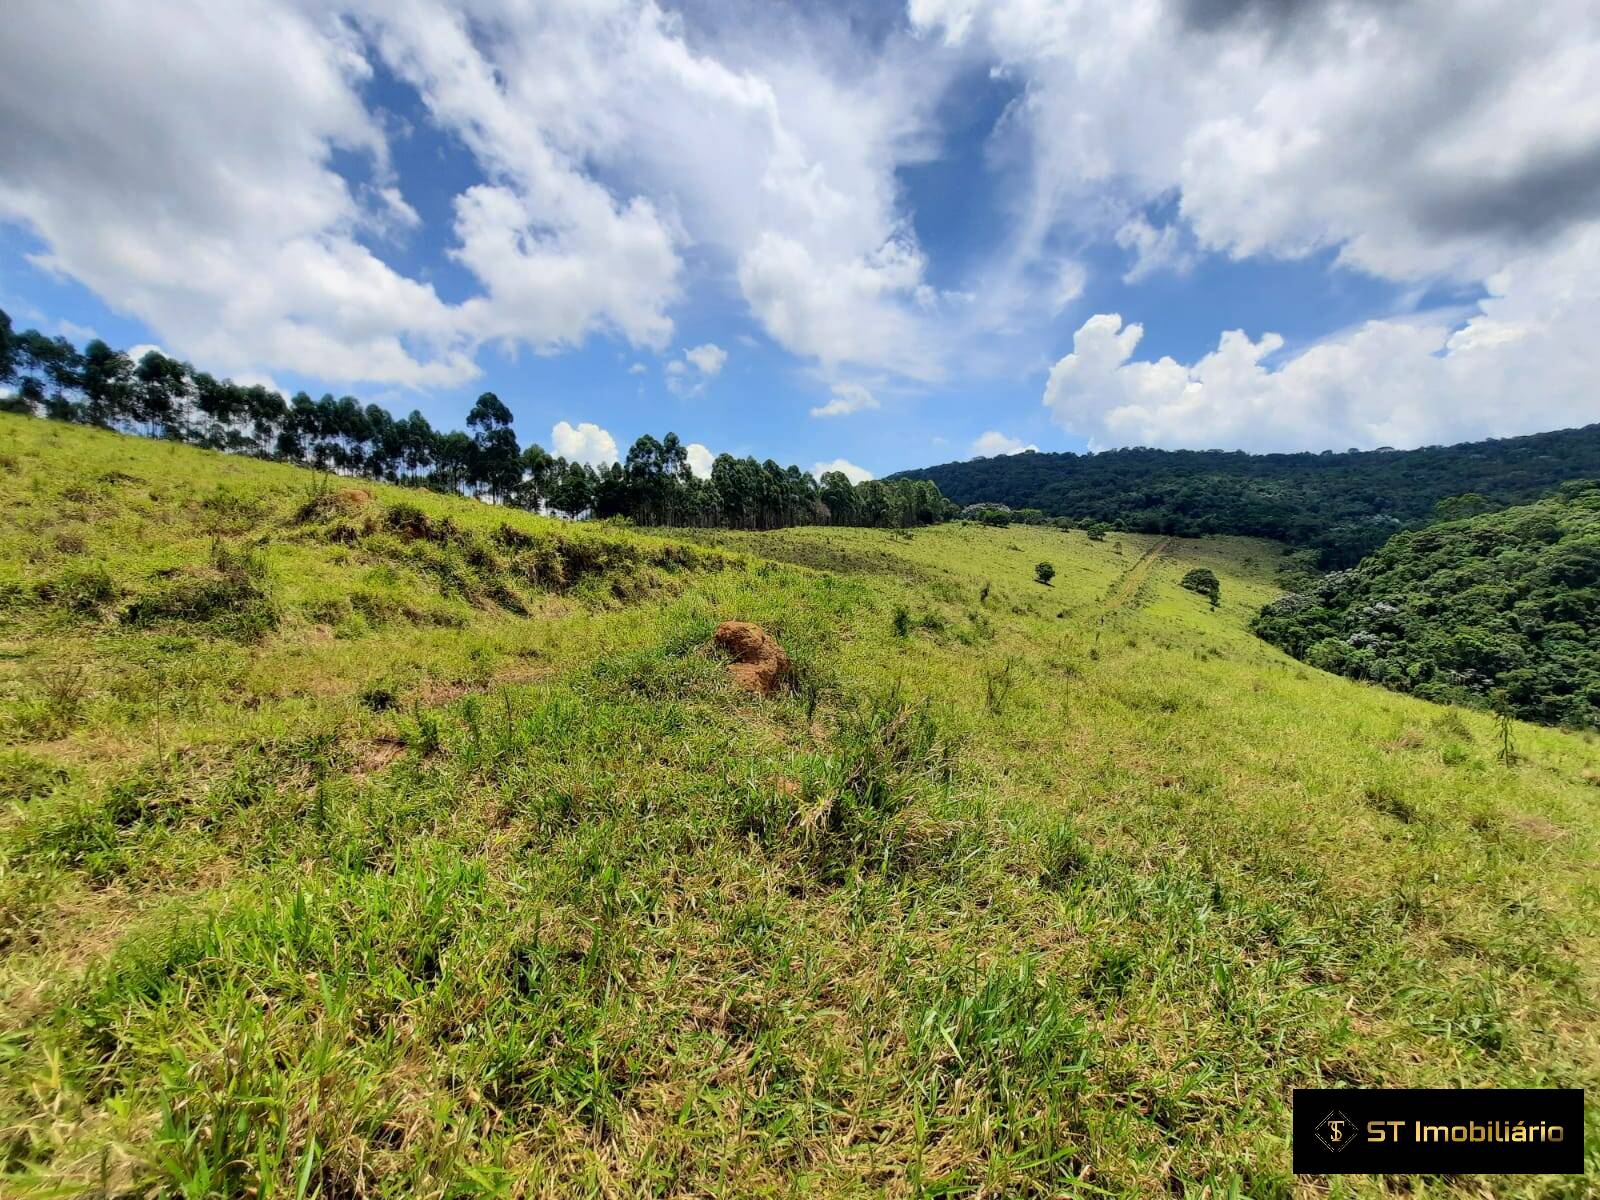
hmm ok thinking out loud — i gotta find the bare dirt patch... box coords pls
[713,621,791,696]
[355,735,407,779]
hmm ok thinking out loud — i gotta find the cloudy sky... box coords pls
[3,0,1598,479]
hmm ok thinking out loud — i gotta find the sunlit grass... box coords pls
[1,415,1595,1197]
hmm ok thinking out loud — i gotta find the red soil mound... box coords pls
[713,620,791,696]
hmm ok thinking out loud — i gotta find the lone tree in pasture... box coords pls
[1181,567,1221,607]
[1035,561,1056,585]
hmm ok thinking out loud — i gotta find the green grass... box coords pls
[0,414,1596,1197]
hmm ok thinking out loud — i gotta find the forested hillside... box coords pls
[1253,482,1600,728]
[893,426,1600,565]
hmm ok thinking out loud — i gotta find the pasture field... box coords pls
[0,415,1595,1197]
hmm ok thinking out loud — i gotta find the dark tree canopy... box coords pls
[1252,482,1600,729]
[892,429,1600,566]
[466,391,514,430]
[0,308,15,386]
[1180,567,1220,606]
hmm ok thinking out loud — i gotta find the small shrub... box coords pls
[1496,711,1519,767]
[8,666,93,740]
[1034,561,1055,586]
[892,605,912,637]
[1181,567,1221,607]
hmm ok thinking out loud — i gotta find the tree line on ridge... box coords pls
[0,308,950,530]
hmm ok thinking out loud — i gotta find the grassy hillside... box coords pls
[1,415,1596,1198]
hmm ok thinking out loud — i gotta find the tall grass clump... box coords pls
[736,684,958,879]
[121,540,278,640]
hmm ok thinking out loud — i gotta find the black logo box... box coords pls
[1293,1088,1584,1174]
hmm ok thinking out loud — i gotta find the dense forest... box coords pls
[0,308,950,531]
[1251,483,1600,729]
[893,429,1600,566]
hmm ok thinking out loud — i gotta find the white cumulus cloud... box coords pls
[684,344,727,377]
[0,0,954,389]
[668,342,728,395]
[970,430,1038,457]
[911,0,1600,283]
[1115,216,1193,283]
[122,343,167,366]
[810,382,878,418]
[1043,222,1600,450]
[686,442,715,479]
[811,458,874,484]
[551,420,619,467]
[5,0,1600,451]
[0,2,478,387]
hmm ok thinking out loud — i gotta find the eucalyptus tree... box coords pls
[431,430,476,494]
[397,411,437,480]
[363,404,400,480]
[818,470,856,524]
[13,330,82,420]
[132,349,192,439]
[80,340,136,427]
[512,443,556,511]
[0,308,14,386]
[548,459,597,517]
[466,392,521,501]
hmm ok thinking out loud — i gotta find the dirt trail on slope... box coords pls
[1104,539,1170,614]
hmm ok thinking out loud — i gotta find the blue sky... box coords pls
[3,0,1597,479]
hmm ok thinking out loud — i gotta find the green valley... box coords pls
[0,416,1596,1197]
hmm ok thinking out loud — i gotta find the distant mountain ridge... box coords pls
[890,424,1600,566]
